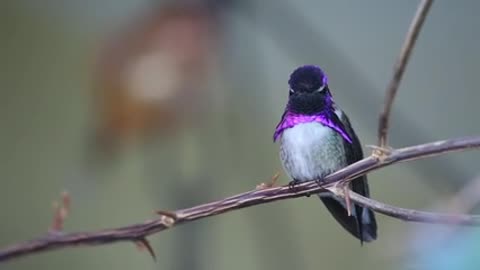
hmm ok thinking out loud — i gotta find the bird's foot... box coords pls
[288,179,302,193]
[311,178,326,197]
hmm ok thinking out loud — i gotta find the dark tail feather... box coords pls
[319,196,377,243]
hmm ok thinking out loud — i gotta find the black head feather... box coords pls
[287,65,333,115]
[288,65,328,93]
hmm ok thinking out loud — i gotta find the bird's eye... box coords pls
[316,84,326,92]
[289,88,295,94]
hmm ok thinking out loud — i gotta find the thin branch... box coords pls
[331,188,480,226]
[0,136,479,262]
[49,191,70,233]
[377,0,434,147]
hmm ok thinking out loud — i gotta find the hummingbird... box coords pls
[273,65,377,243]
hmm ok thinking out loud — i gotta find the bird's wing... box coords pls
[273,110,288,142]
[336,109,377,242]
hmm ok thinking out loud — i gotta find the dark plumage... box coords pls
[287,66,332,115]
[288,65,328,93]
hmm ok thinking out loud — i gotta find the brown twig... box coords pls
[377,0,434,147]
[49,191,71,233]
[331,188,480,226]
[0,136,479,262]
[256,171,281,189]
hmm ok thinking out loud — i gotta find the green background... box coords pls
[1,1,480,269]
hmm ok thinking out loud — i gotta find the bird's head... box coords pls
[287,65,333,114]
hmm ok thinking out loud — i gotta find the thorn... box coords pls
[343,185,352,217]
[61,191,71,211]
[256,171,281,190]
[366,145,394,161]
[255,183,268,190]
[155,210,177,227]
[332,182,352,216]
[135,237,156,260]
[155,210,177,220]
[49,191,71,233]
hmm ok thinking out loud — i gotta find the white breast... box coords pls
[279,122,346,181]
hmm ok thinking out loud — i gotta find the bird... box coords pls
[273,65,377,243]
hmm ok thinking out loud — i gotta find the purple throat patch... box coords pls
[273,112,352,143]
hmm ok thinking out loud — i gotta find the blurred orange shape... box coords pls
[93,4,219,150]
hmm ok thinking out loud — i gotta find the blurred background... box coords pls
[1,0,480,269]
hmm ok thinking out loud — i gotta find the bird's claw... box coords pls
[288,180,313,197]
[288,179,301,192]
